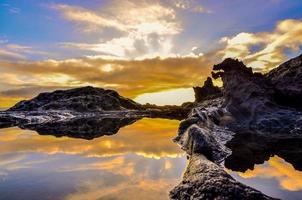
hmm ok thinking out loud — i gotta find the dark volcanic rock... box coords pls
[211,58,302,132]
[267,54,302,109]
[171,54,302,200]
[193,77,222,102]
[170,154,276,200]
[8,86,142,112]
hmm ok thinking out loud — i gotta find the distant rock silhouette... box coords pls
[193,77,221,102]
[8,86,142,112]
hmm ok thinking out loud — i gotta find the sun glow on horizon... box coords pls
[134,88,195,106]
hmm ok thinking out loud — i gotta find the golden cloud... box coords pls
[0,55,214,106]
[220,19,302,72]
[53,1,180,35]
[1,19,301,106]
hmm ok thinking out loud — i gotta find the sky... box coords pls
[0,0,302,107]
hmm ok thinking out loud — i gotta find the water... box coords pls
[0,118,301,200]
[229,156,302,200]
[0,118,187,200]
[225,132,302,200]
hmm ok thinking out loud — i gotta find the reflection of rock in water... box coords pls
[225,132,302,172]
[20,117,140,140]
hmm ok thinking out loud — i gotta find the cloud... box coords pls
[0,55,214,105]
[53,1,181,58]
[219,19,302,72]
[53,1,179,35]
[171,0,212,13]
[0,118,182,159]
[0,19,301,106]
[0,43,49,61]
[2,3,20,14]
[0,49,26,60]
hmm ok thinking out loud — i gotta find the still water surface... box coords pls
[0,119,186,200]
[0,118,301,200]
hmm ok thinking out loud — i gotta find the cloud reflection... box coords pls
[0,118,183,159]
[236,156,302,191]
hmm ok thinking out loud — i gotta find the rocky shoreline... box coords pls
[0,55,301,199]
[170,54,302,199]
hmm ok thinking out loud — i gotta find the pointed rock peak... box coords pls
[193,77,221,102]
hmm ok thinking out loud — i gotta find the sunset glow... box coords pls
[1,0,302,106]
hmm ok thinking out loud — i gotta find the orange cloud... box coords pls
[0,55,214,106]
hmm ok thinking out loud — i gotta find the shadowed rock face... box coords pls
[193,77,222,102]
[267,54,302,109]
[8,86,142,112]
[20,117,140,140]
[211,58,302,133]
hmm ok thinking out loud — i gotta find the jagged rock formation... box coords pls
[211,57,302,132]
[171,54,302,200]
[8,86,142,112]
[193,77,222,102]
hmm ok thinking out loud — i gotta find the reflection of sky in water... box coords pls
[0,118,187,200]
[1,118,302,200]
[229,156,302,200]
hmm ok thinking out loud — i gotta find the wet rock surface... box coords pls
[170,154,276,200]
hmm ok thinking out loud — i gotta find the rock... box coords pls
[8,86,142,112]
[174,106,234,164]
[170,154,276,200]
[193,77,222,102]
[142,103,194,120]
[224,131,302,172]
[211,57,302,132]
[171,55,302,199]
[267,54,302,109]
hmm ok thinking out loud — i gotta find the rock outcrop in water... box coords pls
[0,86,192,129]
[8,86,142,112]
[171,54,302,200]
